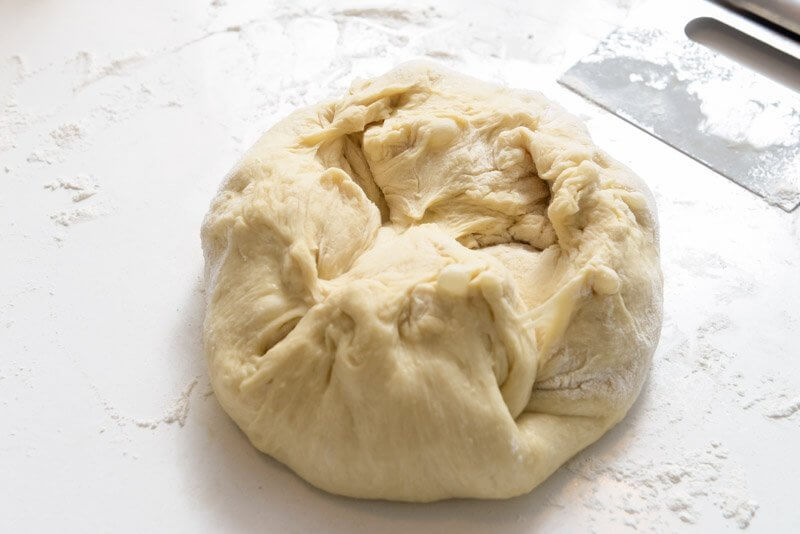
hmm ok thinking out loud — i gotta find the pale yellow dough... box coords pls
[201,62,663,501]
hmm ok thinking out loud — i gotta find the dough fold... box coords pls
[201,62,663,501]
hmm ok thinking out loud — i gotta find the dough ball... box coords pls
[200,62,663,501]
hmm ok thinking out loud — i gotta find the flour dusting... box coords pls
[568,442,758,530]
[134,378,200,429]
[89,377,202,431]
[49,123,84,148]
[691,79,800,149]
[50,204,108,226]
[765,396,800,420]
[44,173,99,202]
[76,51,148,89]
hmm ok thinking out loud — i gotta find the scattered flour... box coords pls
[0,98,29,152]
[49,205,108,226]
[0,56,30,152]
[26,150,50,164]
[134,378,200,429]
[44,173,99,202]
[49,123,84,148]
[628,71,668,90]
[692,78,800,150]
[23,122,88,164]
[764,395,800,420]
[76,51,148,89]
[333,6,440,29]
[567,442,759,530]
[90,377,202,431]
[71,190,97,202]
[44,174,106,227]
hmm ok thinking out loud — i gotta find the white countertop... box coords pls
[2,0,799,532]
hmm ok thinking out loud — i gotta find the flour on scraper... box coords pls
[201,61,663,501]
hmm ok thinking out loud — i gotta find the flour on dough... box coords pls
[201,62,663,501]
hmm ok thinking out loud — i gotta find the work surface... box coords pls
[2,0,799,532]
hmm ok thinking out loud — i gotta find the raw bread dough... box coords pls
[201,62,663,501]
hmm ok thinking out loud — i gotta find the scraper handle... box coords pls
[720,0,800,36]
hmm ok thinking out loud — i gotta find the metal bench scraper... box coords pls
[559,0,800,211]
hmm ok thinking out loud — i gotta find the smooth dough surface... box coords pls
[201,62,663,501]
